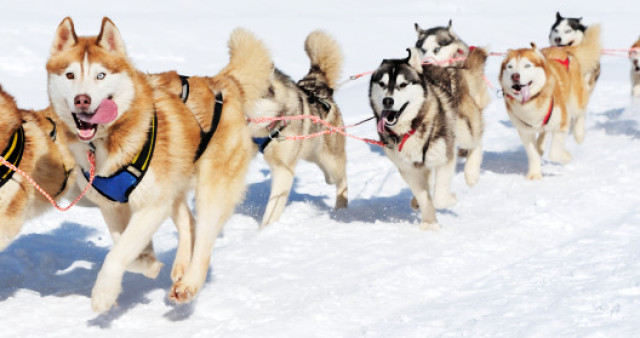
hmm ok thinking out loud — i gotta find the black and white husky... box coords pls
[369,47,487,230]
[414,20,468,67]
[549,12,601,93]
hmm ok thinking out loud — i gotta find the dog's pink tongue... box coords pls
[377,117,387,133]
[88,99,118,124]
[521,86,531,104]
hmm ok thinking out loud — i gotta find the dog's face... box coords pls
[369,48,425,134]
[500,46,547,104]
[630,39,640,74]
[549,12,586,47]
[46,17,135,143]
[415,20,466,65]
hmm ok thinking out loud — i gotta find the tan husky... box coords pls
[46,17,272,312]
[499,25,601,179]
[0,87,75,251]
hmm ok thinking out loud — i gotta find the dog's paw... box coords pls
[142,260,163,279]
[419,222,440,231]
[433,193,457,209]
[464,168,480,187]
[91,280,121,313]
[526,170,542,180]
[168,280,200,304]
[550,150,572,164]
[410,197,419,210]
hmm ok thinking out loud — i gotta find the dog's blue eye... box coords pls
[507,65,513,69]
[97,73,106,80]
[565,30,571,34]
[524,64,531,69]
[65,72,74,80]
[434,47,441,54]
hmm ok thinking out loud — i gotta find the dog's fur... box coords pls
[245,30,348,226]
[0,87,75,251]
[549,12,601,95]
[46,17,272,312]
[369,47,486,229]
[414,21,490,187]
[630,37,640,97]
[500,25,601,179]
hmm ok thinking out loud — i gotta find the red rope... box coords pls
[0,151,96,212]
[248,115,384,147]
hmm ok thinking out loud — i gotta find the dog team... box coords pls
[0,12,636,312]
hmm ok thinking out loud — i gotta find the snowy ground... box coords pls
[1,1,640,337]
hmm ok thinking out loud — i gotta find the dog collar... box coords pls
[0,125,25,189]
[82,112,157,203]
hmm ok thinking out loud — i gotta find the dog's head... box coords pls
[499,43,548,104]
[630,38,640,74]
[414,20,467,66]
[369,48,425,135]
[46,17,135,143]
[0,87,21,148]
[549,12,586,47]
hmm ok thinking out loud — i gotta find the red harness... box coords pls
[553,57,570,71]
[398,129,417,152]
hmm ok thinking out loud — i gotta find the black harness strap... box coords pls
[46,117,57,142]
[0,125,25,189]
[193,92,223,162]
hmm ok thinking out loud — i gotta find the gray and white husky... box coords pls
[549,12,601,93]
[414,21,490,187]
[246,30,348,227]
[369,47,487,230]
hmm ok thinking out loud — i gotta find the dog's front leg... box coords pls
[399,167,439,231]
[91,206,168,313]
[517,129,542,180]
[170,199,195,283]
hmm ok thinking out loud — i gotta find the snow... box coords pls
[2,0,640,336]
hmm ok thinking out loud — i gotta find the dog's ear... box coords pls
[447,19,452,30]
[96,17,127,55]
[530,42,538,50]
[578,17,583,22]
[406,48,423,74]
[414,23,424,35]
[50,17,78,56]
[556,12,563,21]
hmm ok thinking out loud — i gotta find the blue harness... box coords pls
[0,125,25,189]
[82,113,157,203]
[252,125,285,154]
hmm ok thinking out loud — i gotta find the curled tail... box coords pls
[569,24,602,77]
[223,28,274,111]
[464,46,488,77]
[304,30,343,89]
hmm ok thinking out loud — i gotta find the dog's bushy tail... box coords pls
[464,46,488,77]
[304,30,343,89]
[570,24,602,76]
[224,28,273,111]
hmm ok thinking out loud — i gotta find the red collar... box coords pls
[398,129,417,152]
[553,57,570,71]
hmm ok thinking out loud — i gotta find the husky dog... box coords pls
[47,17,272,312]
[414,21,490,187]
[415,20,468,67]
[500,26,601,179]
[630,37,640,97]
[369,47,488,230]
[245,30,347,226]
[549,12,601,94]
[0,87,75,251]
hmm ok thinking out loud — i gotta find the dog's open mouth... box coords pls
[377,102,409,133]
[71,98,118,141]
[558,41,574,47]
[511,81,533,103]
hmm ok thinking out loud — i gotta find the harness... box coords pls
[0,125,25,189]
[82,113,157,203]
[178,75,224,162]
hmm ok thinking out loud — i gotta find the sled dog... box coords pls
[549,12,601,94]
[499,25,601,179]
[0,87,75,252]
[369,47,486,229]
[630,37,640,97]
[414,20,490,186]
[47,17,271,312]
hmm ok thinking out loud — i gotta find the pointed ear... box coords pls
[530,42,538,50]
[51,17,77,56]
[556,12,562,21]
[578,17,583,22]
[414,23,423,35]
[96,17,126,55]
[406,48,423,74]
[447,19,452,30]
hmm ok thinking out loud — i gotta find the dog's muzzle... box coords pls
[377,102,409,134]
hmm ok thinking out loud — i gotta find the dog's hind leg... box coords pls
[261,162,295,227]
[463,140,483,187]
[549,131,572,164]
[170,199,195,283]
[573,114,586,144]
[312,146,348,210]
[432,157,458,209]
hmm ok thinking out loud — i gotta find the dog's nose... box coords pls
[74,94,92,111]
[382,97,394,109]
[511,73,521,83]
[555,37,561,44]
